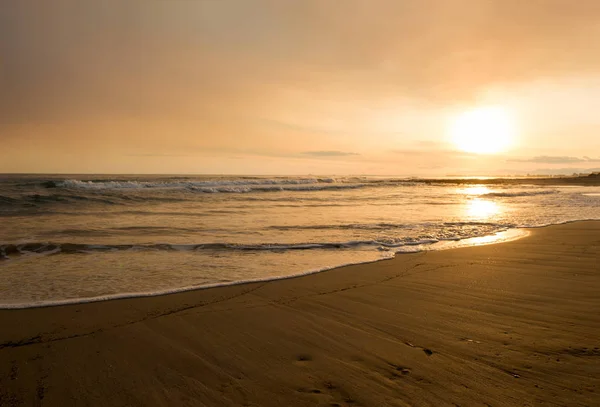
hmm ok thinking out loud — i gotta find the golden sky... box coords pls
[2,1,600,175]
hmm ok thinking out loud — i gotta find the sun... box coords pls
[449,106,516,154]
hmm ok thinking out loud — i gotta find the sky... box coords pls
[2,0,600,176]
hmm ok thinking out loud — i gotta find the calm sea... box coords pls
[1,174,598,308]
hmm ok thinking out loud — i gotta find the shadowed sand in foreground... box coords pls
[1,222,599,406]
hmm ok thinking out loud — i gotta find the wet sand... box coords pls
[1,221,599,406]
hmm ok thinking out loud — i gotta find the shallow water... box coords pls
[1,175,598,307]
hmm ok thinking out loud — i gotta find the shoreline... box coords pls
[0,227,533,310]
[4,217,600,310]
[1,220,599,406]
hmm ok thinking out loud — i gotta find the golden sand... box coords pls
[1,222,599,406]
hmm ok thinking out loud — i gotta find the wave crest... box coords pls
[51,177,338,190]
[0,237,459,260]
[482,190,558,198]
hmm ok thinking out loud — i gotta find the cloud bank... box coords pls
[3,1,600,124]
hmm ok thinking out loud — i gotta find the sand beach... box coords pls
[1,221,599,406]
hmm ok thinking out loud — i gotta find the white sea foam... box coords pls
[393,228,528,253]
[52,177,423,193]
[58,178,340,190]
[186,183,366,193]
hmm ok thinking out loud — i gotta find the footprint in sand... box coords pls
[389,363,412,379]
[293,353,313,367]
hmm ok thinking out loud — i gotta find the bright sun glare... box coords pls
[449,106,516,154]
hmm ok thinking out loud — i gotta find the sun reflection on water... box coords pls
[467,199,500,219]
[459,185,490,196]
[457,185,501,220]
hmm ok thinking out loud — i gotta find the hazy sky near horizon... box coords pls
[2,1,600,175]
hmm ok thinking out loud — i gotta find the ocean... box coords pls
[1,174,598,308]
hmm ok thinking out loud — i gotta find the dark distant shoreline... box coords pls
[413,173,600,186]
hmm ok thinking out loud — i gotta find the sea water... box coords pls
[1,174,598,308]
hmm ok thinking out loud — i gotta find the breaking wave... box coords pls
[0,240,437,259]
[481,190,559,198]
[0,228,509,260]
[49,178,339,190]
[40,177,422,194]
